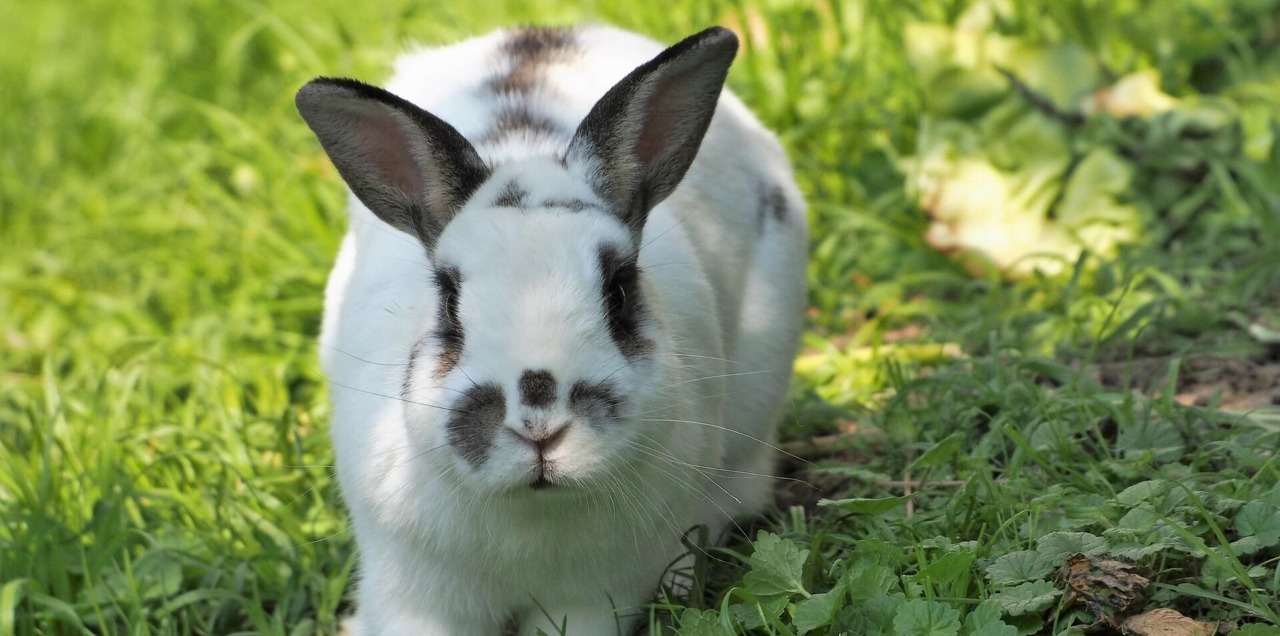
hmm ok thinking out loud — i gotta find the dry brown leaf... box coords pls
[1120,608,1217,636]
[1058,553,1151,620]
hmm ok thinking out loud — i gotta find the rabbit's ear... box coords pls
[565,27,737,233]
[296,78,489,248]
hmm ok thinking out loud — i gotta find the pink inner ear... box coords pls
[352,107,425,198]
[634,68,696,164]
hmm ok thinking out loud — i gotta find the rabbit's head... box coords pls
[297,28,737,494]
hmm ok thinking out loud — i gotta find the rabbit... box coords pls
[296,24,807,636]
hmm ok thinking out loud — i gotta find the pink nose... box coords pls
[509,422,569,454]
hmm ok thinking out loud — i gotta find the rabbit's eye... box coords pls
[607,263,638,319]
[597,246,647,359]
[434,267,463,328]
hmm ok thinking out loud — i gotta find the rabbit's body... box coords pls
[305,25,806,636]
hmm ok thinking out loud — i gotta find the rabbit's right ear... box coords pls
[565,27,737,235]
[296,78,490,248]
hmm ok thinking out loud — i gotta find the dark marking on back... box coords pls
[541,198,601,212]
[432,267,465,378]
[478,28,579,148]
[446,383,506,467]
[477,107,566,145]
[598,246,654,360]
[569,380,623,426]
[485,27,579,96]
[494,179,529,208]
[518,369,557,408]
[758,185,789,233]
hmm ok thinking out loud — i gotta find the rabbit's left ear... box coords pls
[296,78,490,249]
[565,27,737,233]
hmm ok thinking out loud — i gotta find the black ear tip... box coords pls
[295,77,349,115]
[295,79,323,111]
[692,26,739,55]
[295,77,393,122]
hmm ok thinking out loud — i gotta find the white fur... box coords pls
[319,25,807,635]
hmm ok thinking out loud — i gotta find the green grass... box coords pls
[2,0,1279,634]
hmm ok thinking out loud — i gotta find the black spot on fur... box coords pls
[569,380,623,426]
[402,334,428,399]
[494,179,528,208]
[598,246,653,360]
[518,369,557,408]
[432,267,464,378]
[758,185,789,233]
[446,383,506,467]
[541,198,600,212]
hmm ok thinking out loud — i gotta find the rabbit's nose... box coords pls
[517,369,558,408]
[509,420,570,454]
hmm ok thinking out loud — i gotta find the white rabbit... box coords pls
[296,24,807,636]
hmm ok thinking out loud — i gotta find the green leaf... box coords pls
[1004,613,1045,636]
[676,608,733,636]
[820,495,912,516]
[744,531,810,598]
[1233,626,1280,636]
[841,594,905,635]
[1109,540,1172,561]
[730,596,790,629]
[962,600,1017,636]
[988,580,1061,616]
[853,539,910,567]
[1234,501,1280,548]
[963,600,1003,630]
[845,563,898,600]
[1035,532,1108,562]
[967,622,1018,636]
[907,433,965,472]
[1263,482,1280,508]
[914,550,975,587]
[794,584,846,633]
[1117,507,1160,532]
[893,599,962,636]
[1116,419,1184,463]
[1,579,27,636]
[986,551,1054,586]
[1115,480,1169,506]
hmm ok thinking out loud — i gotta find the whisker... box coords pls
[320,373,465,413]
[321,343,409,367]
[352,213,424,249]
[614,455,701,544]
[624,438,742,506]
[656,369,775,389]
[623,445,747,538]
[630,431,817,489]
[634,417,812,467]
[670,352,749,366]
[456,365,482,391]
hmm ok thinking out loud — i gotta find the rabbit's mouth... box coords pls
[529,455,560,490]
